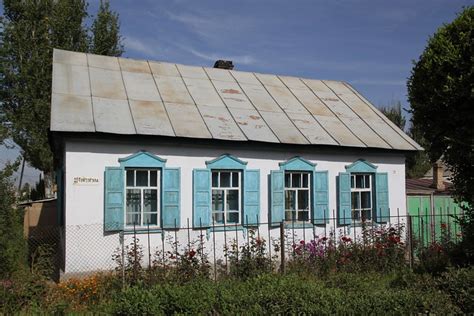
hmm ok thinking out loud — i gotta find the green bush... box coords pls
[436,267,474,313]
[108,273,459,315]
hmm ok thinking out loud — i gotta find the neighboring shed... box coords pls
[50,49,421,276]
[406,162,463,245]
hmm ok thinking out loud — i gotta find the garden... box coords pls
[1,222,473,314]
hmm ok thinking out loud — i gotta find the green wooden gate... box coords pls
[407,196,431,246]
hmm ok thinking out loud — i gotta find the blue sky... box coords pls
[0,0,470,184]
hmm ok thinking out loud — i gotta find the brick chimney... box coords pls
[431,161,445,191]
[213,60,234,70]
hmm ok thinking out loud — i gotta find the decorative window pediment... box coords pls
[205,154,247,170]
[345,159,377,173]
[119,151,167,168]
[279,156,316,171]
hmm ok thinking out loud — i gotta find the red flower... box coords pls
[188,249,196,258]
[440,223,447,230]
[341,236,352,243]
[322,237,328,242]
[300,240,305,245]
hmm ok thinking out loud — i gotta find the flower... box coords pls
[188,249,196,258]
[440,223,448,230]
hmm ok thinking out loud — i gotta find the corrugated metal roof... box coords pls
[51,49,422,151]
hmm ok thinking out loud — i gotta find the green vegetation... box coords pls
[407,6,474,251]
[0,0,123,179]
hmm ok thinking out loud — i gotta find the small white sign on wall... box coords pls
[73,176,100,185]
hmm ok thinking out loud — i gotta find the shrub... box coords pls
[436,267,474,313]
[225,229,274,279]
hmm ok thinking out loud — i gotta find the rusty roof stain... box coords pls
[50,49,422,150]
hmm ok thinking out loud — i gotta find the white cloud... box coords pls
[123,36,158,57]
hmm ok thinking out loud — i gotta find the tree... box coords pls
[379,101,430,178]
[90,0,124,56]
[0,0,124,193]
[407,6,474,258]
[0,161,26,278]
[379,101,406,130]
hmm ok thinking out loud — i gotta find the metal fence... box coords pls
[26,210,463,281]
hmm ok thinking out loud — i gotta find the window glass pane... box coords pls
[285,210,296,221]
[292,173,301,188]
[232,172,239,187]
[298,210,309,222]
[361,192,371,209]
[302,173,309,188]
[285,173,290,188]
[126,213,141,226]
[351,175,355,188]
[298,190,309,210]
[351,192,360,210]
[150,171,157,187]
[220,172,231,187]
[126,189,141,213]
[212,190,224,224]
[126,170,135,187]
[365,175,371,188]
[227,190,239,210]
[227,211,239,224]
[136,170,148,186]
[285,190,296,210]
[352,210,360,221]
[212,172,218,187]
[212,190,224,211]
[144,189,158,213]
[361,209,372,221]
[143,213,158,225]
[213,212,224,224]
[356,175,363,188]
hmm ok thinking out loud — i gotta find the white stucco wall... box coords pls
[62,138,407,275]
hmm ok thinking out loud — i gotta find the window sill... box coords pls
[122,227,162,235]
[208,225,246,232]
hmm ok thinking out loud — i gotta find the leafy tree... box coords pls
[379,101,430,178]
[90,0,124,56]
[405,125,431,179]
[379,101,406,130]
[0,161,26,278]
[0,0,123,190]
[407,6,474,258]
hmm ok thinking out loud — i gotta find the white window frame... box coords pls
[284,171,311,223]
[124,168,160,228]
[350,173,373,223]
[211,170,242,225]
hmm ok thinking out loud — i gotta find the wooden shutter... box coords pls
[104,167,124,232]
[337,172,351,225]
[193,169,211,228]
[313,171,329,224]
[270,170,285,224]
[375,172,389,223]
[244,169,260,226]
[162,168,181,228]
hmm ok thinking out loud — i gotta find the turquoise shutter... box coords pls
[337,172,351,225]
[104,167,124,231]
[270,170,285,224]
[193,169,211,228]
[244,169,260,226]
[313,171,329,224]
[162,168,181,228]
[375,172,389,223]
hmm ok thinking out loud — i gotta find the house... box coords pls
[50,49,421,276]
[406,161,463,245]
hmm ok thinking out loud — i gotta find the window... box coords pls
[284,172,311,222]
[211,171,241,225]
[350,174,372,222]
[125,169,160,227]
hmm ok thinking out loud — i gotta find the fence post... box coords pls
[120,231,125,288]
[407,215,414,270]
[280,221,285,273]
